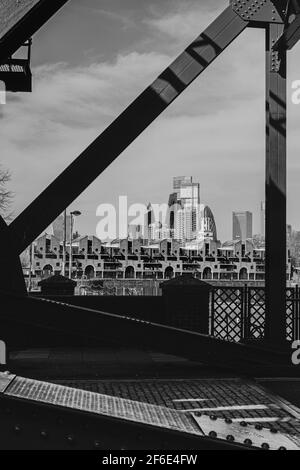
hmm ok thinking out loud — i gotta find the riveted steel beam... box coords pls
[9,5,248,254]
[265,23,287,345]
[192,414,299,450]
[231,0,286,24]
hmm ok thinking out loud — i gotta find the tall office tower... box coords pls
[52,214,71,243]
[169,176,200,241]
[144,203,154,241]
[168,192,178,237]
[232,211,253,241]
[198,205,218,241]
[260,201,266,237]
[174,207,195,242]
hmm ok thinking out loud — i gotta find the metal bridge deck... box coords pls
[1,373,300,450]
[4,375,199,436]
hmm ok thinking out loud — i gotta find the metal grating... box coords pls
[0,373,15,393]
[0,63,26,72]
[210,286,300,342]
[247,288,265,340]
[4,376,201,436]
[211,288,243,342]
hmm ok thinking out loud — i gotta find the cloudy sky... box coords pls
[2,0,300,241]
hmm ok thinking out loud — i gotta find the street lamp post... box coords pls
[62,209,67,277]
[69,210,81,279]
[28,242,33,291]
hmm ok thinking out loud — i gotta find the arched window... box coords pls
[203,267,212,280]
[125,266,135,279]
[43,264,53,278]
[85,265,95,279]
[165,266,174,279]
[239,267,248,280]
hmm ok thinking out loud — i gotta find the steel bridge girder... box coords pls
[231,0,286,24]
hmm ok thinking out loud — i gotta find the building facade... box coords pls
[24,233,292,284]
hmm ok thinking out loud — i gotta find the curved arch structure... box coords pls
[199,205,218,240]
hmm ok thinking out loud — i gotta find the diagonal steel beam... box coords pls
[0,0,70,61]
[273,0,300,50]
[0,216,26,294]
[9,6,248,254]
[275,14,300,49]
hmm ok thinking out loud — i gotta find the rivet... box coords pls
[278,447,287,451]
[66,435,75,445]
[261,443,270,450]
[255,424,263,430]
[244,439,252,446]
[270,428,278,434]
[40,431,48,439]
[209,431,217,439]
[227,435,235,442]
[14,425,21,434]
[240,421,247,427]
[225,418,233,424]
[210,415,217,421]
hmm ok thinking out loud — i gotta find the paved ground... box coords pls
[52,377,300,436]
[7,347,300,441]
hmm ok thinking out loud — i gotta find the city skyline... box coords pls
[52,175,268,245]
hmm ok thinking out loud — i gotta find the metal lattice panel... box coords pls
[211,286,300,342]
[211,288,243,342]
[286,288,294,341]
[248,288,266,340]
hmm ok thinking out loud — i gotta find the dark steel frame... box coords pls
[2,0,300,354]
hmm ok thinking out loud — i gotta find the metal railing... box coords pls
[210,285,300,342]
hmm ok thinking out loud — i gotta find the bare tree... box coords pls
[0,166,13,221]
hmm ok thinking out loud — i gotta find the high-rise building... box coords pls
[144,203,154,241]
[169,176,200,241]
[174,208,195,242]
[198,205,218,241]
[260,201,265,237]
[232,211,253,241]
